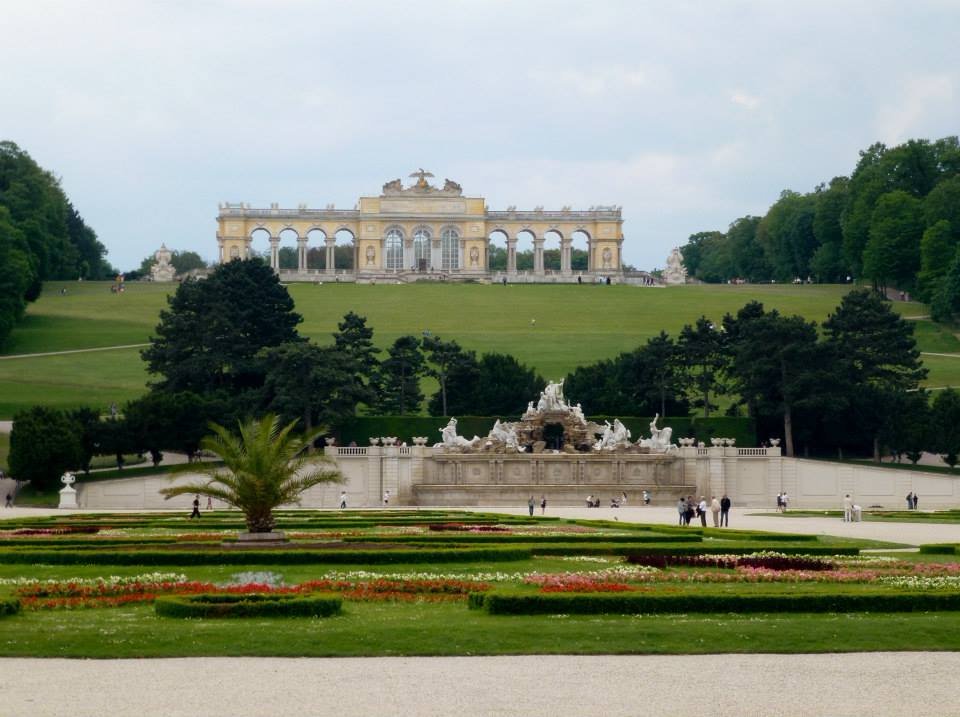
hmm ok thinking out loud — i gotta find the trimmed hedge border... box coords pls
[471,590,960,615]
[343,534,704,545]
[919,544,958,555]
[0,547,533,566]
[155,593,341,618]
[0,598,20,618]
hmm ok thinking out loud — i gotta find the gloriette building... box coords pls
[216,170,624,282]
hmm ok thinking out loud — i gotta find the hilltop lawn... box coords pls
[0,281,955,419]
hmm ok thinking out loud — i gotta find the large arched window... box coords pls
[413,227,431,269]
[441,228,460,270]
[385,228,403,270]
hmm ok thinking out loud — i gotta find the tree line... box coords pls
[680,136,960,322]
[0,142,114,347]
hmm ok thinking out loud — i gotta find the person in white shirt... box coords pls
[698,497,708,526]
[842,494,853,522]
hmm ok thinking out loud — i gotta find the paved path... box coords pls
[0,343,148,360]
[1,653,956,716]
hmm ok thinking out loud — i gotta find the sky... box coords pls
[3,0,959,271]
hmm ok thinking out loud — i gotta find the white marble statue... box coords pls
[594,419,631,450]
[537,380,569,412]
[663,247,687,285]
[571,403,586,423]
[434,418,479,450]
[488,419,520,449]
[639,413,677,453]
[150,244,176,282]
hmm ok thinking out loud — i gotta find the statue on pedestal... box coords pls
[150,244,176,282]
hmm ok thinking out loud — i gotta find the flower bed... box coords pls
[626,551,834,571]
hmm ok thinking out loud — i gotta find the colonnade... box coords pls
[266,235,347,274]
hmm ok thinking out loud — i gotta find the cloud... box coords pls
[730,91,761,110]
[875,73,956,143]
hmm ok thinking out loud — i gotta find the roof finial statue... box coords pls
[409,168,434,188]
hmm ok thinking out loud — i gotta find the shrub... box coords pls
[155,593,341,618]
[919,544,957,555]
[0,598,20,617]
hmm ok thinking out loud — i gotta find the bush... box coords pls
[8,406,83,489]
[477,590,960,615]
[0,598,20,617]
[919,544,957,555]
[155,593,341,618]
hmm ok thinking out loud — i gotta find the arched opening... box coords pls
[571,230,590,274]
[487,230,508,271]
[412,226,432,271]
[278,228,299,271]
[334,228,355,271]
[515,230,535,271]
[384,226,404,272]
[249,228,271,264]
[543,230,563,272]
[306,228,326,271]
[440,227,460,271]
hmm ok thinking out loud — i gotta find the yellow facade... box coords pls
[216,172,624,280]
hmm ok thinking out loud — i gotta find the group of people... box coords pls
[906,492,920,510]
[842,494,863,522]
[585,492,629,508]
[527,495,547,516]
[677,494,731,527]
[776,492,790,512]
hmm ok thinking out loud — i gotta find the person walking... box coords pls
[698,496,708,527]
[528,495,535,517]
[339,491,347,509]
[540,495,547,515]
[710,496,721,527]
[190,495,201,519]
[720,494,731,527]
[4,493,12,508]
[906,492,914,510]
[843,494,853,522]
[383,489,390,507]
[643,490,650,505]
[913,493,919,510]
[677,497,686,526]
[206,495,213,511]
[782,492,789,512]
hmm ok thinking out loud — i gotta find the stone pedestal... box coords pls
[58,486,78,509]
[228,531,288,546]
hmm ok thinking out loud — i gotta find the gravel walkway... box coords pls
[2,653,955,716]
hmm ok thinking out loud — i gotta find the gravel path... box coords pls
[1,653,954,716]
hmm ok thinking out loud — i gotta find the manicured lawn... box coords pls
[0,281,951,418]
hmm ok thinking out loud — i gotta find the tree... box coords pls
[423,336,479,416]
[332,312,380,391]
[823,289,927,459]
[0,206,33,347]
[677,317,728,417]
[878,390,930,464]
[863,190,924,293]
[124,391,232,461]
[375,336,425,414]
[160,415,342,533]
[564,357,626,415]
[726,216,769,282]
[726,307,823,457]
[471,353,546,416]
[621,332,688,417]
[930,388,960,469]
[930,245,960,323]
[917,220,956,302]
[8,407,82,490]
[170,250,207,275]
[261,341,372,432]
[757,190,817,281]
[142,258,302,394]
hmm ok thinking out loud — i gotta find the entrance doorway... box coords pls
[543,424,564,450]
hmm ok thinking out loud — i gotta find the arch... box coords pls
[249,227,271,263]
[334,228,356,271]
[384,226,404,271]
[543,229,563,272]
[487,229,509,272]
[306,228,326,270]
[440,227,460,271]
[412,225,432,270]
[570,230,591,273]
[515,230,535,272]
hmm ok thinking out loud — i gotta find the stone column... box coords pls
[325,237,336,275]
[404,240,414,272]
[297,238,307,273]
[587,237,593,273]
[561,239,572,275]
[269,237,280,272]
[507,237,518,275]
[533,237,545,276]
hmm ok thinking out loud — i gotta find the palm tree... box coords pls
[160,414,342,534]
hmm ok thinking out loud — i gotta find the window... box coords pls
[441,228,459,270]
[413,228,431,268]
[385,228,403,270]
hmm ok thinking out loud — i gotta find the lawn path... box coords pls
[0,343,149,360]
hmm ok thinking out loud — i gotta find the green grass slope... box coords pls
[0,281,955,418]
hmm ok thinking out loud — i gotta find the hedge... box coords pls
[341,534,703,545]
[472,590,960,615]
[0,546,533,566]
[919,544,958,555]
[0,598,20,617]
[334,415,756,447]
[155,593,341,618]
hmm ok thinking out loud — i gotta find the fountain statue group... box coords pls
[434,380,677,454]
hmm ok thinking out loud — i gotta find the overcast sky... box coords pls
[3,1,959,271]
